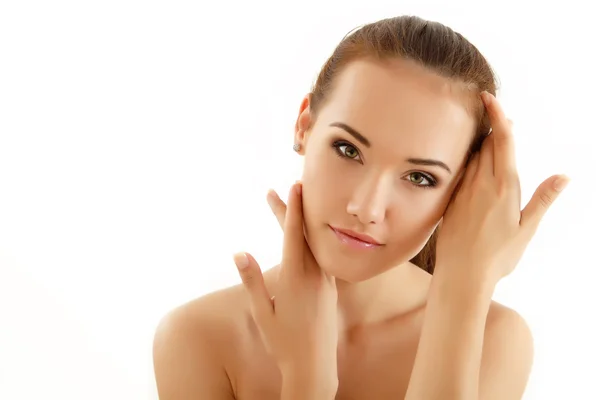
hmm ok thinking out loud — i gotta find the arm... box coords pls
[280,363,338,400]
[153,306,234,400]
[404,272,533,400]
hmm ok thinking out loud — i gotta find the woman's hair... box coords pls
[307,15,498,274]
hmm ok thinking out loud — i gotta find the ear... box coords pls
[293,94,313,155]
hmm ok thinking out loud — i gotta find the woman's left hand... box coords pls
[434,91,569,287]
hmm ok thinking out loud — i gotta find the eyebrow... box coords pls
[406,158,452,174]
[330,122,371,147]
[329,121,452,174]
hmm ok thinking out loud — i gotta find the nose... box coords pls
[346,172,391,225]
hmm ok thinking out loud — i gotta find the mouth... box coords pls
[329,225,383,250]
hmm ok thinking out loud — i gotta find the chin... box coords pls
[317,252,417,283]
[319,262,381,283]
[304,224,427,283]
[305,230,390,283]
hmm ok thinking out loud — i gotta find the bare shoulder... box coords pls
[480,300,534,399]
[484,300,533,351]
[152,283,248,400]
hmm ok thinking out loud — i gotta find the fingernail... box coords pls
[233,252,249,270]
[553,176,570,192]
[296,182,302,195]
[481,91,489,104]
[267,189,277,207]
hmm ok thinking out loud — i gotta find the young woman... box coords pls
[153,15,568,400]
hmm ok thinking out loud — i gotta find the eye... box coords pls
[406,172,438,189]
[332,140,362,162]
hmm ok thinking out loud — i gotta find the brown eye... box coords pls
[407,172,436,188]
[332,141,362,162]
[343,145,358,159]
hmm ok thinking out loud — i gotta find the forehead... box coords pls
[316,58,477,165]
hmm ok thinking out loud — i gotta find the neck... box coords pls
[263,262,431,332]
[334,262,431,331]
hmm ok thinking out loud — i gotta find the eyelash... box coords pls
[331,139,439,189]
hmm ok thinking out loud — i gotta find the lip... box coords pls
[329,225,383,248]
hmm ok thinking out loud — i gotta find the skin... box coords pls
[153,57,566,399]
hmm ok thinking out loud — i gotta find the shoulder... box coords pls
[152,283,250,400]
[154,283,247,350]
[480,301,534,399]
[484,301,534,359]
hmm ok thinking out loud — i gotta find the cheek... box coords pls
[301,149,349,240]
[385,196,446,257]
[300,151,328,229]
[407,194,448,229]
[302,145,338,181]
[302,148,347,204]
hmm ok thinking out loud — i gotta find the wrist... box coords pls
[432,263,497,294]
[430,265,496,310]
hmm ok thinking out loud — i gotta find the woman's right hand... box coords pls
[233,182,339,387]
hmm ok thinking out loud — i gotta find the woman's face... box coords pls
[296,58,478,282]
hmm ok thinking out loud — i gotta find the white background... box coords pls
[1,1,598,399]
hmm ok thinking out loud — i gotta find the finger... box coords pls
[267,189,286,231]
[281,182,306,272]
[481,91,517,180]
[463,151,480,186]
[476,132,494,180]
[520,174,570,235]
[233,252,274,325]
[446,152,479,212]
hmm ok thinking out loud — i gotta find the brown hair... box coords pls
[307,15,498,274]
